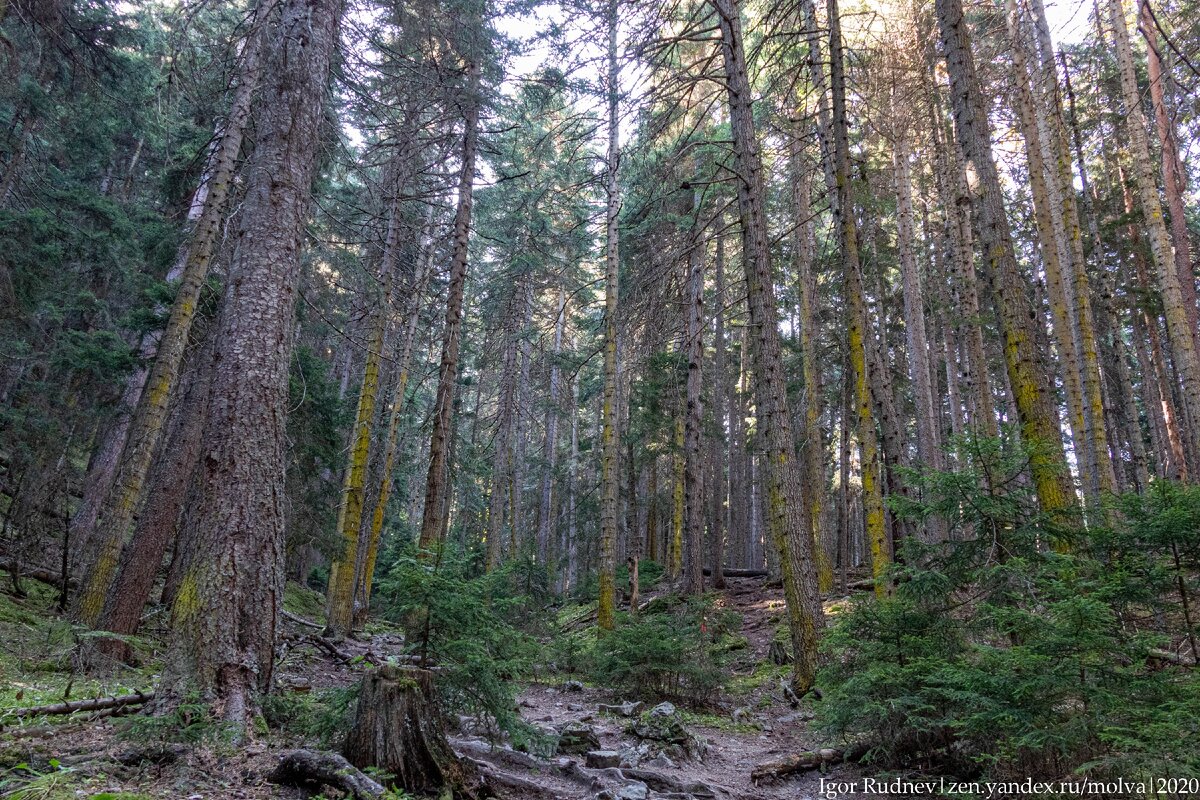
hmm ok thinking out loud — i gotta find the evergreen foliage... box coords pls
[819,435,1200,782]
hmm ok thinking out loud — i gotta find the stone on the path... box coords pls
[599,700,644,717]
[779,710,814,725]
[649,701,675,717]
[627,704,706,761]
[562,679,585,692]
[557,720,600,754]
[642,753,676,770]
[585,750,621,769]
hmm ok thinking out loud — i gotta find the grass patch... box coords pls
[283,582,326,625]
[727,659,790,696]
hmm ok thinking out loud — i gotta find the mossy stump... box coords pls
[343,665,478,797]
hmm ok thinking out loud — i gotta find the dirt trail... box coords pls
[461,577,862,800]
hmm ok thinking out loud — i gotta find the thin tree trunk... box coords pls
[537,288,567,566]
[1002,0,1094,504]
[708,228,727,589]
[892,126,944,542]
[790,141,833,590]
[1024,0,1115,498]
[684,198,705,594]
[598,0,621,631]
[354,213,437,625]
[418,65,481,552]
[325,194,403,639]
[1139,0,1197,346]
[830,0,888,585]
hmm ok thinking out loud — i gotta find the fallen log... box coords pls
[750,742,871,783]
[1148,647,1197,666]
[2,561,76,590]
[5,690,154,720]
[703,567,768,578]
[269,749,384,799]
[282,609,323,629]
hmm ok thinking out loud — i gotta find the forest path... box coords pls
[459,576,862,800]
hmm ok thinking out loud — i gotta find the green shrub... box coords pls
[374,545,539,737]
[587,594,738,705]
[260,685,359,747]
[819,433,1200,783]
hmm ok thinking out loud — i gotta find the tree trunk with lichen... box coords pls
[73,12,267,627]
[1106,0,1200,475]
[936,0,1074,516]
[156,0,342,734]
[713,0,823,693]
[829,0,889,589]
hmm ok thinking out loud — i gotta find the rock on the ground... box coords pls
[557,720,601,754]
[585,750,621,768]
[591,782,649,800]
[649,701,675,717]
[627,704,706,761]
[562,679,586,692]
[599,700,644,717]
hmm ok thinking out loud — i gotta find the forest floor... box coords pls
[0,575,872,800]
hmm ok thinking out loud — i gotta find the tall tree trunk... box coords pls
[536,288,567,566]
[1060,49,1150,491]
[1002,0,1095,503]
[418,65,481,552]
[683,193,705,595]
[1139,0,1197,345]
[354,211,437,626]
[790,141,833,590]
[892,126,944,542]
[1023,0,1115,498]
[1106,0,1200,473]
[325,190,404,639]
[74,16,267,625]
[564,370,580,594]
[670,410,684,582]
[708,228,727,589]
[486,294,521,571]
[713,0,823,692]
[598,0,621,631]
[829,0,888,586]
[158,0,343,731]
[936,0,1075,515]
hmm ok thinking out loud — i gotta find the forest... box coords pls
[0,0,1198,796]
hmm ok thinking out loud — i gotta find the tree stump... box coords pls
[343,665,478,798]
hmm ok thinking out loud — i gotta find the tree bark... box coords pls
[936,0,1075,515]
[418,65,481,552]
[1139,0,1197,347]
[708,227,727,589]
[74,14,267,626]
[598,0,621,630]
[1106,0,1200,474]
[157,0,342,732]
[713,0,823,692]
